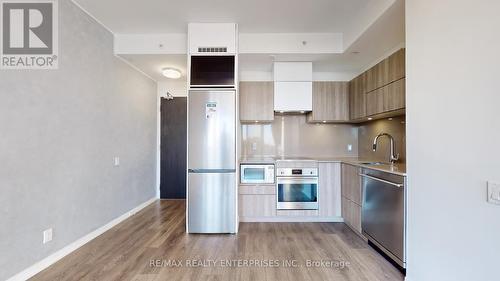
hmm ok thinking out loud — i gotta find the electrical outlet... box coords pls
[251,143,257,151]
[113,156,120,167]
[43,228,53,244]
[487,181,500,205]
[347,144,353,152]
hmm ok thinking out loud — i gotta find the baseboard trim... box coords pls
[7,197,157,281]
[239,216,345,223]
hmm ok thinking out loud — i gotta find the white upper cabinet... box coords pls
[188,23,237,54]
[273,62,312,81]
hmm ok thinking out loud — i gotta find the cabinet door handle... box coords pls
[359,174,404,188]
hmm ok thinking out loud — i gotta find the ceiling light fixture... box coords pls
[367,117,373,120]
[162,68,182,79]
[322,121,327,123]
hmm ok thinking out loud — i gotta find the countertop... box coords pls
[239,156,406,176]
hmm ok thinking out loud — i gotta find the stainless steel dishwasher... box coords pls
[361,168,407,268]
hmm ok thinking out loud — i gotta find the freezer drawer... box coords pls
[361,170,406,267]
[188,90,236,170]
[188,172,237,233]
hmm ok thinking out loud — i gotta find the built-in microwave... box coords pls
[240,164,275,184]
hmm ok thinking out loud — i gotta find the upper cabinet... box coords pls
[349,73,367,120]
[239,49,405,124]
[366,48,405,92]
[307,81,349,123]
[367,78,406,116]
[388,48,405,83]
[349,48,406,122]
[239,82,274,123]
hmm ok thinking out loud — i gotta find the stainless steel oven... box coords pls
[276,167,319,210]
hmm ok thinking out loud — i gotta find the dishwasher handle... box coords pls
[359,174,404,188]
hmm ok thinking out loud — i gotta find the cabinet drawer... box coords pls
[351,201,362,234]
[342,196,362,234]
[239,195,276,217]
[239,184,275,195]
[342,196,350,223]
[341,164,362,205]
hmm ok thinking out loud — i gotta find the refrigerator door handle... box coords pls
[188,169,236,173]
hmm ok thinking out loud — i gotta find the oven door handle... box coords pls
[276,177,319,184]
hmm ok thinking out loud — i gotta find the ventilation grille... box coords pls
[197,47,228,53]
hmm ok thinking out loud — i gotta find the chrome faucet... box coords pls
[373,133,400,164]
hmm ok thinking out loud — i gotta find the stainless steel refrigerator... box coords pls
[187,90,237,233]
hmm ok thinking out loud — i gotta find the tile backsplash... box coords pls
[358,116,406,163]
[240,115,358,158]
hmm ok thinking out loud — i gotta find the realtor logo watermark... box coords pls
[1,0,58,69]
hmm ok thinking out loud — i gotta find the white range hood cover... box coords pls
[273,62,313,113]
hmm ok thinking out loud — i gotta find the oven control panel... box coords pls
[276,168,318,177]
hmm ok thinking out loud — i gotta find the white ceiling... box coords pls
[74,0,391,34]
[120,54,187,82]
[116,0,404,82]
[119,53,361,82]
[78,0,404,82]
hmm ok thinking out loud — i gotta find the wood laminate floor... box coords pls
[31,200,404,281]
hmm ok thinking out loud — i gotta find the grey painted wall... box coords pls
[0,1,157,280]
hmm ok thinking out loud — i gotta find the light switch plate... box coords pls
[347,144,353,152]
[487,181,500,205]
[113,156,120,167]
[43,228,53,244]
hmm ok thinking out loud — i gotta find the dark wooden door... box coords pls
[160,97,187,199]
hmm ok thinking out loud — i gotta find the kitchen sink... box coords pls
[359,162,390,166]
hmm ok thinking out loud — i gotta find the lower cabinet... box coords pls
[318,162,342,217]
[238,162,342,221]
[350,200,362,233]
[342,196,362,234]
[341,164,363,235]
[239,194,276,219]
[341,164,362,205]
